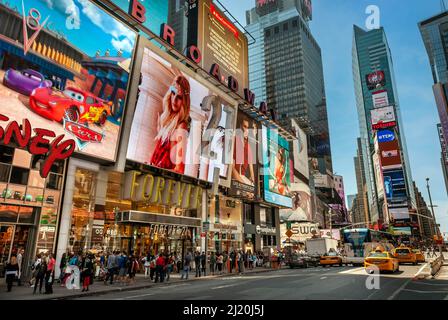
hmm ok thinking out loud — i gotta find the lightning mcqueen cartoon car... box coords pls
[3,68,52,96]
[29,87,112,126]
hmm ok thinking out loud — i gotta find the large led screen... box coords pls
[262,126,292,208]
[126,44,236,183]
[0,0,136,161]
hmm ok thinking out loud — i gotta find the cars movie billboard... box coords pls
[229,111,259,200]
[262,126,292,208]
[366,70,386,91]
[371,106,396,130]
[0,0,136,162]
[126,41,236,184]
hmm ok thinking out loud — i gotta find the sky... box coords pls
[220,0,448,235]
[8,0,136,57]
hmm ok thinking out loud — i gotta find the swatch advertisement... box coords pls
[126,44,236,184]
[0,0,136,161]
[262,126,292,208]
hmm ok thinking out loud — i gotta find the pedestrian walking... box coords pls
[166,254,174,281]
[29,254,42,287]
[16,248,24,286]
[237,251,243,274]
[142,253,151,278]
[200,251,206,276]
[5,256,19,292]
[117,251,128,284]
[229,251,235,273]
[44,253,56,294]
[216,253,223,274]
[59,253,67,285]
[181,251,192,280]
[33,258,46,294]
[222,252,228,273]
[80,253,94,292]
[149,254,157,280]
[155,253,166,283]
[104,251,117,285]
[209,252,216,275]
[128,255,139,285]
[195,252,201,277]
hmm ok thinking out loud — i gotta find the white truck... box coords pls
[306,238,339,256]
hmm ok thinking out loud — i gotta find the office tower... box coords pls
[354,137,370,226]
[246,0,335,214]
[419,12,448,196]
[352,26,416,232]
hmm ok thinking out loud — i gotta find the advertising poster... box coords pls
[379,140,402,169]
[0,1,136,161]
[280,222,318,245]
[371,106,396,130]
[229,111,259,199]
[383,169,408,204]
[373,153,385,199]
[319,229,341,241]
[126,44,236,183]
[392,227,412,236]
[389,207,410,221]
[372,90,389,108]
[279,180,312,222]
[262,126,292,208]
[377,129,395,143]
[190,0,249,98]
[291,119,309,180]
[366,70,386,90]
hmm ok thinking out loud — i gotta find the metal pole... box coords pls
[426,178,438,236]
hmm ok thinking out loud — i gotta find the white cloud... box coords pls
[77,0,135,54]
[39,0,80,28]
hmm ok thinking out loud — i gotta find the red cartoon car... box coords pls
[29,87,112,126]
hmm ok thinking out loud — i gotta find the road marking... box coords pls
[387,279,411,300]
[159,284,187,289]
[211,284,240,290]
[115,293,155,300]
[320,277,327,280]
[402,289,448,294]
[339,267,364,274]
[413,263,428,278]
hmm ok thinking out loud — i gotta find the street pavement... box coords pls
[74,263,448,301]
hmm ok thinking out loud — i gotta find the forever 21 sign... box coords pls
[0,114,75,178]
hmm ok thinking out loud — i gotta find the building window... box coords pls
[292,19,298,28]
[10,166,29,185]
[244,203,255,225]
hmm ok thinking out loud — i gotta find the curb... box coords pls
[47,267,285,300]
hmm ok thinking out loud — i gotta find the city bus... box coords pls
[341,229,394,266]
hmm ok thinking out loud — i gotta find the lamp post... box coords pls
[426,178,439,237]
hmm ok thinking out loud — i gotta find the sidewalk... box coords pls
[434,252,448,280]
[0,266,286,300]
[414,252,447,280]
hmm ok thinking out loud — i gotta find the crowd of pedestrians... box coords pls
[4,248,269,294]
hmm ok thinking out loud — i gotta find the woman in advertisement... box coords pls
[273,149,289,196]
[150,75,191,174]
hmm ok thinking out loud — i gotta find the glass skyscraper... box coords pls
[419,11,448,196]
[246,0,336,225]
[352,26,416,227]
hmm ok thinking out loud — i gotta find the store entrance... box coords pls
[0,224,31,277]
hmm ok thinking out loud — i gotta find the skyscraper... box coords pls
[352,26,416,232]
[419,12,448,196]
[246,0,335,220]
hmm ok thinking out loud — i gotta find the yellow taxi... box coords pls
[412,249,425,263]
[364,250,399,273]
[392,246,418,265]
[320,251,342,267]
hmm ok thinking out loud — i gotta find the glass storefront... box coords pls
[208,195,243,253]
[0,145,65,277]
[67,168,201,257]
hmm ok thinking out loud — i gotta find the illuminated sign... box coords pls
[372,90,389,108]
[0,114,75,178]
[377,130,395,143]
[371,106,396,130]
[366,71,386,90]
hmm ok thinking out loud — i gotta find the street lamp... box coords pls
[426,178,439,236]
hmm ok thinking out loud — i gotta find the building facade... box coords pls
[352,26,416,234]
[419,12,448,196]
[246,0,335,226]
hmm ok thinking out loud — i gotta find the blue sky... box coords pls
[221,0,448,234]
[8,0,136,57]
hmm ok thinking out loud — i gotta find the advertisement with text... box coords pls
[0,0,136,162]
[126,44,236,183]
[279,180,312,222]
[371,106,396,130]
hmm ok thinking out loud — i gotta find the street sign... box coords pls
[285,229,293,238]
[202,222,210,232]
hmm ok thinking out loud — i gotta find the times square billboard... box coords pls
[0,0,137,171]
